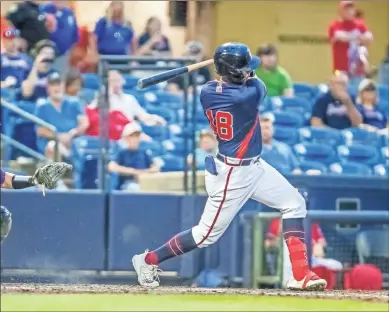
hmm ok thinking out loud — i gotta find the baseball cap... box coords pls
[358,79,377,92]
[122,122,142,137]
[2,27,19,39]
[339,1,355,9]
[47,72,62,84]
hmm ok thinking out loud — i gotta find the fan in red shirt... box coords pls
[328,1,373,83]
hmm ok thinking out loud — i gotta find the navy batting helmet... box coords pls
[214,42,260,84]
[1,205,12,243]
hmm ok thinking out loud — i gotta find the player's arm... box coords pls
[108,161,139,176]
[358,22,373,46]
[1,170,36,189]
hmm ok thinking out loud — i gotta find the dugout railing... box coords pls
[242,210,389,288]
[96,55,199,193]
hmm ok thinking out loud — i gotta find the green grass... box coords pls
[1,294,387,311]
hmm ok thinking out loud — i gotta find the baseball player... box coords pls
[0,163,72,243]
[132,42,327,291]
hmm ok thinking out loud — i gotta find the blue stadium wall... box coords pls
[1,175,388,281]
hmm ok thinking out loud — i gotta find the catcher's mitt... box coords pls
[30,162,72,190]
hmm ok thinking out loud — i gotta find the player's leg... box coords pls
[251,159,327,290]
[133,161,255,287]
[0,205,12,243]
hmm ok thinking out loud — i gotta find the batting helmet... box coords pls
[1,205,12,243]
[214,42,260,84]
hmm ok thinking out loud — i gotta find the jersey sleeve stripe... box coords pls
[235,116,259,159]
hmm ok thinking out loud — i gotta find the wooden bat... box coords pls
[137,59,214,89]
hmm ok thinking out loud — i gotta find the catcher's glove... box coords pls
[30,162,72,193]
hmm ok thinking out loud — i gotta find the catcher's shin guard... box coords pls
[0,205,12,243]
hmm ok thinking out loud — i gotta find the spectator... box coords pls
[168,41,212,94]
[378,44,389,88]
[255,44,294,97]
[93,1,136,57]
[20,40,58,102]
[6,0,51,54]
[64,70,83,97]
[328,1,373,85]
[356,79,388,132]
[35,72,89,161]
[40,1,79,73]
[136,17,171,58]
[108,122,161,192]
[259,114,301,174]
[85,70,166,140]
[1,27,31,89]
[187,130,217,169]
[311,71,362,129]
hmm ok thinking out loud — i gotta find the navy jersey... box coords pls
[200,78,267,159]
[1,169,5,185]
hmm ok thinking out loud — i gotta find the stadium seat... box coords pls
[273,126,300,146]
[78,88,97,105]
[378,85,389,102]
[381,147,388,164]
[169,123,210,139]
[146,106,177,124]
[329,162,372,176]
[341,128,380,146]
[143,91,183,109]
[294,142,338,165]
[378,134,388,147]
[298,160,328,174]
[293,83,318,101]
[374,164,389,177]
[299,127,343,147]
[270,97,312,116]
[162,137,193,156]
[123,89,147,107]
[160,154,186,172]
[122,74,139,89]
[139,140,164,157]
[142,124,170,141]
[82,73,100,90]
[270,111,305,128]
[337,144,380,166]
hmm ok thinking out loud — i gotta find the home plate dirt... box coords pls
[1,283,388,303]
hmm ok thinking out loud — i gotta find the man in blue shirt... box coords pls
[260,114,301,174]
[1,27,31,89]
[35,72,89,160]
[108,122,161,192]
[40,1,78,73]
[311,72,362,129]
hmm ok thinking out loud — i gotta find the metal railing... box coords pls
[1,98,59,162]
[96,55,199,192]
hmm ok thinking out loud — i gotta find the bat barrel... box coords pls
[137,67,188,89]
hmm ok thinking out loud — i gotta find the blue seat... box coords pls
[271,111,305,128]
[162,137,193,156]
[337,144,380,166]
[143,91,183,109]
[341,128,380,146]
[82,73,100,90]
[294,142,337,165]
[381,147,388,164]
[139,140,164,157]
[78,88,97,105]
[142,124,170,141]
[329,162,372,176]
[374,164,389,177]
[270,96,312,115]
[293,83,318,100]
[123,89,147,107]
[122,74,139,89]
[168,123,210,139]
[273,126,300,146]
[145,106,177,124]
[378,85,389,102]
[161,154,186,172]
[378,134,388,147]
[299,127,343,147]
[298,160,327,174]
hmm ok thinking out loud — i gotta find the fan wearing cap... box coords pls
[356,79,388,132]
[311,71,362,129]
[1,27,31,89]
[255,44,294,98]
[35,72,89,161]
[328,1,373,81]
[187,130,217,170]
[20,40,58,102]
[108,122,161,192]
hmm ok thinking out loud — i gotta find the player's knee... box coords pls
[191,224,221,248]
[0,205,12,243]
[282,192,307,219]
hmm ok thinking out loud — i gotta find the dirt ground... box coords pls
[1,283,388,303]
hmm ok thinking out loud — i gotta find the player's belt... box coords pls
[216,153,260,167]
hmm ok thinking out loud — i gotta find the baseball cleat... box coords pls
[286,271,327,291]
[132,250,161,288]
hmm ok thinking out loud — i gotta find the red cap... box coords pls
[2,27,20,39]
[339,1,355,9]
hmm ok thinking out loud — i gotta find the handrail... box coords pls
[1,134,48,161]
[0,98,59,162]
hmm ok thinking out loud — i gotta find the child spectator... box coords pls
[64,70,83,97]
[85,70,166,141]
[255,44,294,97]
[1,27,31,89]
[108,122,161,192]
[93,1,136,56]
[187,130,217,170]
[35,72,89,161]
[20,40,58,102]
[40,0,79,73]
[311,71,362,129]
[357,79,388,131]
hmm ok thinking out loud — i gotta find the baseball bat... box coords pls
[137,59,214,89]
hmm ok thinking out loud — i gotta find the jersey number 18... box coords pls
[205,110,233,141]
